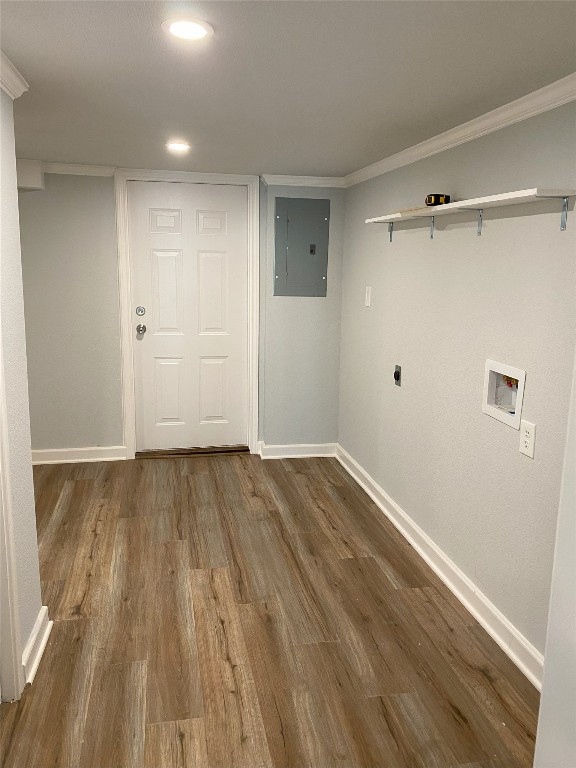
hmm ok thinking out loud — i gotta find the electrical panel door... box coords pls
[274,197,330,297]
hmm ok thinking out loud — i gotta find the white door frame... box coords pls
[114,169,259,459]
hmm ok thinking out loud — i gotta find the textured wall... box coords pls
[18,173,123,450]
[0,89,43,645]
[261,185,344,445]
[338,103,576,652]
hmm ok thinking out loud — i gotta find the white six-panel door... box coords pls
[128,181,248,450]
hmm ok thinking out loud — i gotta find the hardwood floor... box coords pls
[0,455,539,767]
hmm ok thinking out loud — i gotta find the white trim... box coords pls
[116,168,258,186]
[32,446,127,465]
[115,168,260,459]
[16,159,45,191]
[261,175,346,189]
[335,444,544,689]
[0,52,29,100]
[42,163,116,177]
[344,73,576,187]
[0,346,25,700]
[114,173,136,459]
[259,442,338,459]
[21,606,52,685]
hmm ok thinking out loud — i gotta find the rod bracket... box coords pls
[477,208,484,237]
[388,222,394,243]
[430,216,435,240]
[561,197,568,231]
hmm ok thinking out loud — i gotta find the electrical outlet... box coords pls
[519,420,536,458]
[365,286,372,307]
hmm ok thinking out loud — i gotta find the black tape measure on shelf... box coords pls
[425,194,451,206]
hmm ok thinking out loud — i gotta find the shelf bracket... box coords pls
[430,216,435,240]
[561,197,568,231]
[388,222,394,243]
[477,208,484,237]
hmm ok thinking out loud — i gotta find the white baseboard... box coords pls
[258,442,338,459]
[32,446,128,465]
[335,444,544,690]
[21,606,53,685]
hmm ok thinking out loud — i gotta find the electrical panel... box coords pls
[274,198,330,297]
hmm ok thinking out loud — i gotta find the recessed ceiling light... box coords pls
[162,19,214,41]
[166,141,191,154]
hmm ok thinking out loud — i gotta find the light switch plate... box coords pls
[520,420,536,458]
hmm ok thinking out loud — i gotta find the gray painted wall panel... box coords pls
[262,186,344,445]
[338,102,576,653]
[18,174,123,450]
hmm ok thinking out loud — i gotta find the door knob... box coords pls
[136,324,147,335]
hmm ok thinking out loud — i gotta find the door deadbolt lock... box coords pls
[136,324,147,335]
[136,306,146,316]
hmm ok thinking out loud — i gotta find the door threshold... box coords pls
[135,445,250,459]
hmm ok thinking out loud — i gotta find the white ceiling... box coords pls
[2,1,575,176]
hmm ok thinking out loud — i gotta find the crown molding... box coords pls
[261,174,346,188]
[0,52,29,100]
[344,73,576,187]
[42,162,116,176]
[116,168,259,187]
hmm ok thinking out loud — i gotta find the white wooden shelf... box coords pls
[366,188,575,238]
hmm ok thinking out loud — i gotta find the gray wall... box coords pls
[18,174,123,450]
[534,345,576,766]
[338,102,576,653]
[261,185,344,445]
[1,89,43,646]
[18,176,345,452]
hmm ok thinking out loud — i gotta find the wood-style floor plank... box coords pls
[176,473,228,568]
[119,458,179,517]
[190,567,272,768]
[239,597,310,768]
[368,691,460,768]
[0,455,539,767]
[144,718,208,768]
[79,660,147,768]
[98,512,177,665]
[33,462,72,539]
[38,479,95,581]
[48,498,118,620]
[146,540,204,723]
[231,453,281,521]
